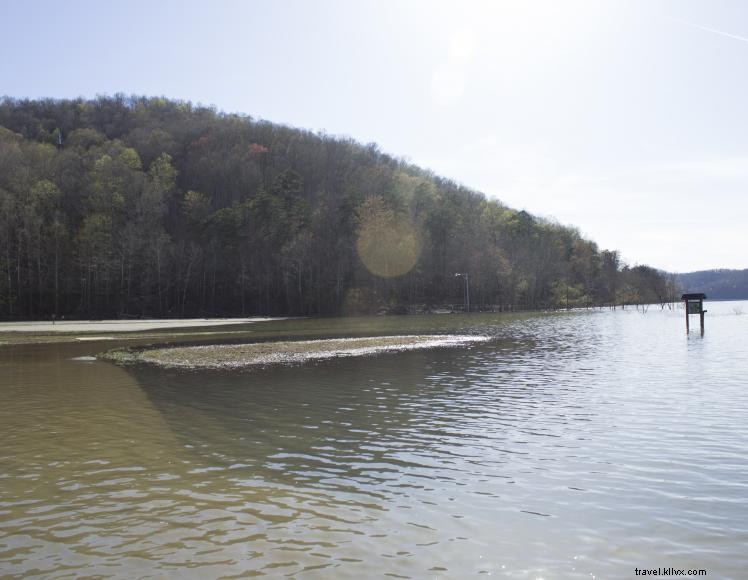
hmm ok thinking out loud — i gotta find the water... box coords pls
[1,302,747,578]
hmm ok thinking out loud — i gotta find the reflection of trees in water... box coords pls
[1,321,603,578]
[127,329,585,501]
[129,353,439,496]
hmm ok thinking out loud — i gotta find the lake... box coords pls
[1,302,747,578]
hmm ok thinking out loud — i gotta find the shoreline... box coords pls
[0,317,287,334]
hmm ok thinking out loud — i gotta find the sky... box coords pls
[2,0,747,272]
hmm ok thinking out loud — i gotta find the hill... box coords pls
[0,95,669,319]
[676,269,748,300]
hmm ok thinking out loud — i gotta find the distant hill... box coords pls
[676,269,748,300]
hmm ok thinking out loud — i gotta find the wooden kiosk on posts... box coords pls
[682,293,707,334]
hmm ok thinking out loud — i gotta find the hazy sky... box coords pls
[2,0,747,272]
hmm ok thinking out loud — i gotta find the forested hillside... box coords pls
[677,269,748,300]
[0,96,671,319]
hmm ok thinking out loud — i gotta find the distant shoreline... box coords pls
[0,317,285,334]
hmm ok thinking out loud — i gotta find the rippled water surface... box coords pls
[2,303,747,578]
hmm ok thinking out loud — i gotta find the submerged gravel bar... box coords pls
[102,335,489,369]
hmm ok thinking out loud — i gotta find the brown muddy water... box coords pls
[1,304,747,578]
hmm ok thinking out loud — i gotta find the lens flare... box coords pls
[356,213,421,278]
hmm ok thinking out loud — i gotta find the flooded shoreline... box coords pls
[2,304,747,577]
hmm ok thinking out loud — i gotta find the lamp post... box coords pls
[455,272,470,312]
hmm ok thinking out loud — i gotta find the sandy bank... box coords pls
[0,317,283,333]
[102,335,490,369]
